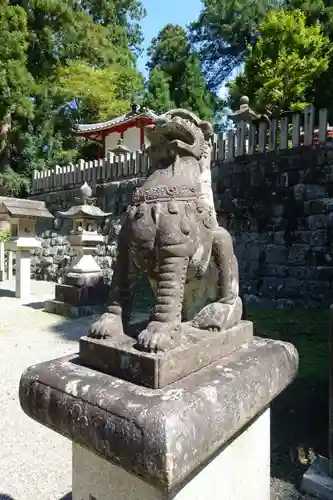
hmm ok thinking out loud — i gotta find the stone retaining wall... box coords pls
[29,146,333,308]
[217,145,333,308]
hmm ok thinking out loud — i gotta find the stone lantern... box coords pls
[0,197,53,298]
[228,95,261,123]
[228,96,262,156]
[45,182,111,317]
[109,138,131,155]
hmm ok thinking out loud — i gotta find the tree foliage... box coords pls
[0,0,145,195]
[144,67,174,114]
[189,0,281,91]
[0,0,34,194]
[283,0,333,111]
[144,24,218,121]
[228,10,332,113]
[56,62,143,122]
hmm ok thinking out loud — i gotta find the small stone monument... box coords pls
[301,305,333,499]
[109,138,131,155]
[228,95,261,123]
[45,182,111,317]
[19,109,298,500]
[0,197,53,298]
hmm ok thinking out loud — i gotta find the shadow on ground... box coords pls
[50,315,95,342]
[22,300,48,310]
[59,493,72,500]
[48,307,150,342]
[271,378,328,493]
[0,289,15,298]
[0,494,16,500]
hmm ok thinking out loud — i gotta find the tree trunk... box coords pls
[0,112,11,195]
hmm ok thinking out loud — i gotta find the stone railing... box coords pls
[31,104,333,195]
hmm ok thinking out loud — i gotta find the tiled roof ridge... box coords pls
[75,108,159,133]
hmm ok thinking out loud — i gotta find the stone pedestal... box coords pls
[45,272,109,318]
[19,336,298,500]
[6,237,41,299]
[44,235,109,318]
[0,240,4,281]
[302,456,333,500]
[7,249,13,280]
[16,249,31,299]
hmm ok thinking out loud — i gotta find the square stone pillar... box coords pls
[15,249,31,299]
[0,240,5,281]
[7,250,13,280]
[72,409,270,500]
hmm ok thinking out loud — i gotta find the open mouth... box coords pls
[160,122,195,146]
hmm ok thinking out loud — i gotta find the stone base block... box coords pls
[45,277,109,318]
[44,299,104,318]
[80,320,253,388]
[302,456,333,499]
[65,272,104,288]
[19,338,298,492]
[55,283,107,306]
[72,409,270,500]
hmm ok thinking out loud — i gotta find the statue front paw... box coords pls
[136,321,180,353]
[88,312,124,339]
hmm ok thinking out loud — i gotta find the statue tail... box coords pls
[189,296,243,331]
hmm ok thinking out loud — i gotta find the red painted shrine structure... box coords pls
[73,104,156,158]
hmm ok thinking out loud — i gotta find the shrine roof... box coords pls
[74,108,158,134]
[0,197,53,219]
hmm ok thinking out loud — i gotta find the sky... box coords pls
[137,0,203,76]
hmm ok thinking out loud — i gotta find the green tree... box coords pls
[80,0,146,55]
[3,0,146,195]
[190,0,281,91]
[179,54,214,120]
[283,0,333,111]
[144,68,174,114]
[228,10,332,114]
[56,61,143,122]
[0,0,34,194]
[145,24,218,121]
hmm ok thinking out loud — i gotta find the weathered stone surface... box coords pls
[73,410,270,500]
[308,214,327,230]
[302,455,333,500]
[304,198,333,215]
[264,245,288,265]
[89,109,243,354]
[19,337,298,492]
[80,320,253,389]
[55,280,109,306]
[44,299,105,318]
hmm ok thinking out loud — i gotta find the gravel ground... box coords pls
[0,280,93,500]
[0,280,316,500]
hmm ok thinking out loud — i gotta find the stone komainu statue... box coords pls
[89,109,243,352]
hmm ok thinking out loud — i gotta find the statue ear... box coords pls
[199,120,213,140]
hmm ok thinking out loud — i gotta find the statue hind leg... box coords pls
[89,221,138,339]
[189,226,243,332]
